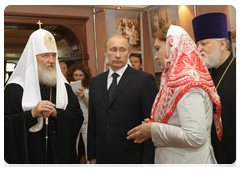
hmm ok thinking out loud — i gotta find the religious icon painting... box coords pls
[147,5,179,73]
[44,31,57,52]
[228,5,236,57]
[105,9,141,52]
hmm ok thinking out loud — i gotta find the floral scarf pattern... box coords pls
[150,25,223,141]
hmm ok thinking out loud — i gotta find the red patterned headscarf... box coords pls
[150,25,223,141]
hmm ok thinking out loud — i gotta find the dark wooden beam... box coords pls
[4,11,89,65]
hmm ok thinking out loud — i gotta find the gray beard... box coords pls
[201,46,221,69]
[37,64,57,86]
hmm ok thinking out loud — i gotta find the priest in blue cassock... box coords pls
[4,22,84,164]
[192,13,236,164]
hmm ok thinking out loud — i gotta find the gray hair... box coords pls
[215,38,232,52]
[104,34,130,51]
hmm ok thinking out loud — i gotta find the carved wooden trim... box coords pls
[4,11,89,65]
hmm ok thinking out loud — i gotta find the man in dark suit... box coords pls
[87,34,158,164]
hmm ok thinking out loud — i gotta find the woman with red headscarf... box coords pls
[127,25,223,164]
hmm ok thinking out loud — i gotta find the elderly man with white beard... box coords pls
[192,13,236,164]
[4,25,84,164]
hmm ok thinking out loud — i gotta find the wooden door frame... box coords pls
[4,11,89,65]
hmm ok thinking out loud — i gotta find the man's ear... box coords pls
[103,48,107,57]
[128,49,132,59]
[220,39,227,51]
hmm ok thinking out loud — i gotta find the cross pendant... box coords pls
[37,20,43,30]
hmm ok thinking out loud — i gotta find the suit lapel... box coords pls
[100,71,109,106]
[109,66,135,106]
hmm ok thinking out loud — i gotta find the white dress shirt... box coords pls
[107,64,128,90]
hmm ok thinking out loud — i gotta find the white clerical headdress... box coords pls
[6,28,68,132]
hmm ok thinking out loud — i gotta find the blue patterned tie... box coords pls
[108,73,119,103]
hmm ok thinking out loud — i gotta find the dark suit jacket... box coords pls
[87,66,158,164]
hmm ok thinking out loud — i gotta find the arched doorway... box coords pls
[4,11,89,83]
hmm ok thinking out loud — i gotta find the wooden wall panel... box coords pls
[4,11,89,65]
